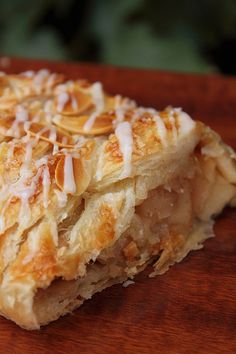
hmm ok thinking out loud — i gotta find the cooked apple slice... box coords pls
[199,173,236,220]
[216,151,236,184]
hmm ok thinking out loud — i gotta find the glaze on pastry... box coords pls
[0,69,235,329]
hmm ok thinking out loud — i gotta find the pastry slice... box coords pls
[0,70,235,329]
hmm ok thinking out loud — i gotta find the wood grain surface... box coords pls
[0,57,236,354]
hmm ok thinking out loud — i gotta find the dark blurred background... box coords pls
[0,0,235,74]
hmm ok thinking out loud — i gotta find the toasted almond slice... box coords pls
[27,122,74,148]
[0,99,18,112]
[104,96,134,111]
[0,116,14,130]
[104,96,117,110]
[3,75,35,98]
[33,140,51,159]
[55,154,91,196]
[55,90,93,116]
[0,117,27,139]
[53,113,114,136]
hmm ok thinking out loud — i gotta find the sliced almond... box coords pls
[33,140,51,159]
[104,96,135,112]
[0,99,18,112]
[54,90,93,116]
[53,113,114,136]
[55,154,91,196]
[0,117,26,138]
[27,122,74,148]
[104,96,116,110]
[0,116,14,130]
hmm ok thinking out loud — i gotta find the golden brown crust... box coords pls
[0,69,235,329]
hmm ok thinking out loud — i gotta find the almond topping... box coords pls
[54,90,92,116]
[55,154,91,196]
[53,113,114,136]
[27,122,74,148]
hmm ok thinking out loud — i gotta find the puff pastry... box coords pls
[0,69,235,329]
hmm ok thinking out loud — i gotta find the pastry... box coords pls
[0,69,235,329]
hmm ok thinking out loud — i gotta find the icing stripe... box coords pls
[115,121,133,178]
[63,154,76,194]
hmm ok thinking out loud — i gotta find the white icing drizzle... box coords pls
[42,166,50,208]
[115,121,133,178]
[6,105,29,138]
[8,156,51,221]
[83,82,104,132]
[35,156,48,169]
[92,82,105,111]
[114,95,125,124]
[56,81,73,94]
[49,125,57,142]
[0,215,4,233]
[61,136,68,145]
[24,140,33,165]
[83,112,97,132]
[18,193,31,225]
[45,73,57,94]
[130,107,143,124]
[73,135,87,146]
[34,125,59,153]
[13,167,42,226]
[23,120,31,133]
[21,70,35,78]
[63,154,76,194]
[113,96,136,127]
[21,253,34,265]
[33,69,50,94]
[146,108,157,115]
[154,114,168,147]
[57,92,70,112]
[71,95,78,110]
[45,113,53,124]
[44,99,53,113]
[6,120,20,138]
[15,105,28,122]
[54,189,68,208]
[52,144,59,155]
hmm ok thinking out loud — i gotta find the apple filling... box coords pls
[33,150,236,326]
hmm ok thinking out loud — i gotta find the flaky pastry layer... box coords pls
[0,70,235,329]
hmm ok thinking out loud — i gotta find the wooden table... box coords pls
[0,58,236,354]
